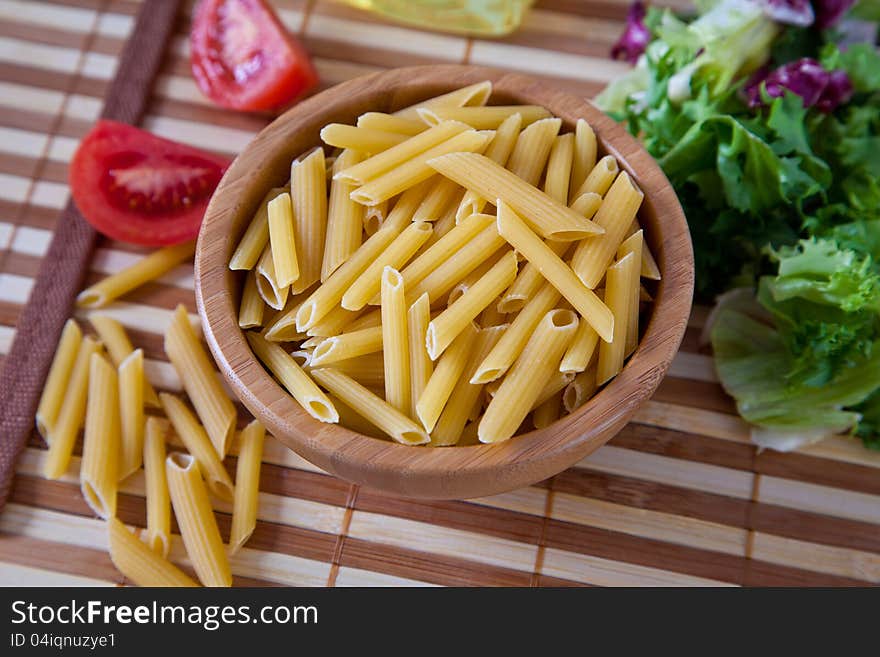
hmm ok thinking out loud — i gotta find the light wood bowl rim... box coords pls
[195,65,694,499]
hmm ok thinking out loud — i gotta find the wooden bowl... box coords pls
[195,65,693,500]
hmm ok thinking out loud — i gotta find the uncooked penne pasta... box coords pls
[256,242,289,311]
[418,104,550,130]
[262,295,309,342]
[497,240,568,314]
[393,81,491,121]
[322,149,366,281]
[238,270,265,329]
[159,393,234,502]
[380,267,410,414]
[456,112,522,222]
[563,366,598,413]
[35,319,81,441]
[573,154,619,199]
[479,309,578,443]
[357,112,426,135]
[89,314,159,407]
[80,353,120,519]
[77,240,195,309]
[143,416,171,558]
[531,370,577,410]
[570,171,644,289]
[290,148,328,293]
[597,252,639,385]
[617,230,644,356]
[308,352,385,387]
[320,124,409,152]
[306,306,364,338]
[363,200,388,236]
[246,332,338,423]
[559,320,599,374]
[431,325,506,446]
[350,129,493,205]
[107,517,196,587]
[117,349,144,481]
[311,368,428,445]
[43,336,101,479]
[472,282,561,384]
[533,391,562,429]
[341,221,433,311]
[166,452,231,587]
[570,191,603,218]
[429,152,602,241]
[627,220,662,281]
[268,191,300,288]
[569,119,598,203]
[544,133,575,204]
[506,117,561,186]
[309,325,383,366]
[448,251,505,306]
[496,201,613,342]
[229,419,265,556]
[413,177,462,222]
[230,187,286,271]
[426,251,517,360]
[407,293,432,420]
[417,322,477,432]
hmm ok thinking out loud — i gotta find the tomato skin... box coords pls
[69,120,230,247]
[190,0,319,112]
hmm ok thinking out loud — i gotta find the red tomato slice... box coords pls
[190,0,318,112]
[70,120,230,247]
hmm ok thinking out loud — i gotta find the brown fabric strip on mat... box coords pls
[0,0,184,511]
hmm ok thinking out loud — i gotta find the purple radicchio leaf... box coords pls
[813,0,857,29]
[611,1,651,65]
[744,58,854,112]
[759,0,815,27]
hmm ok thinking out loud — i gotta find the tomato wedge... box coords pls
[70,120,230,247]
[190,0,318,112]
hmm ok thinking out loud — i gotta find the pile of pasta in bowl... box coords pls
[233,81,660,447]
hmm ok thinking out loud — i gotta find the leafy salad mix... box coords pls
[598,0,880,451]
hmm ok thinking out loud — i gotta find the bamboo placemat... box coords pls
[1,0,878,587]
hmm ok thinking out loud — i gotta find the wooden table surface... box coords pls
[0,0,878,587]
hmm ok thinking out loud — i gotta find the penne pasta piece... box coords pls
[267,191,300,290]
[159,393,234,502]
[417,322,477,432]
[426,250,517,360]
[413,177,462,222]
[89,314,160,407]
[617,230,644,356]
[363,200,388,236]
[336,120,470,184]
[256,242,289,310]
[544,133,575,204]
[429,152,602,241]
[229,187,286,271]
[117,349,145,481]
[449,251,505,305]
[569,119,598,203]
[166,452,231,587]
[597,252,639,385]
[290,148,329,293]
[80,353,120,519]
[329,394,388,440]
[418,200,459,253]
[563,366,598,413]
[456,112,522,222]
[310,368,428,445]
[506,117,561,186]
[305,305,364,337]
[309,325,383,366]
[299,336,324,349]
[350,129,493,205]
[262,295,309,342]
[418,104,550,130]
[479,309,578,443]
[393,81,491,121]
[43,336,101,479]
[289,350,312,368]
[322,149,366,281]
[496,201,613,342]
[107,517,197,587]
[229,419,265,556]
[143,416,171,558]
[533,390,562,429]
[472,282,561,384]
[570,171,644,289]
[573,154,619,199]
[357,112,426,135]
[246,332,339,422]
[308,352,385,388]
[431,325,506,446]
[633,222,662,281]
[569,191,603,218]
[380,267,410,414]
[77,240,195,308]
[531,370,577,410]
[497,240,569,314]
[559,320,599,374]
[480,297,506,327]
[35,319,82,441]
[407,293,433,420]
[341,222,433,311]
[320,124,409,152]
[238,270,265,329]
[164,304,236,458]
